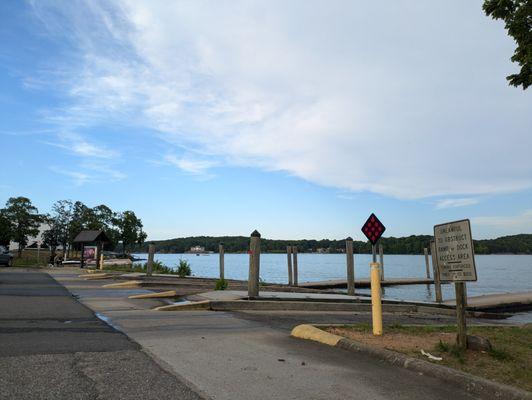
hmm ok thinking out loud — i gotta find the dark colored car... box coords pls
[0,246,13,267]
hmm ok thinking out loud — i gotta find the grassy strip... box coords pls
[324,324,531,391]
[103,259,193,277]
[103,260,179,275]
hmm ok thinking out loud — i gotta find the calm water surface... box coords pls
[133,253,531,304]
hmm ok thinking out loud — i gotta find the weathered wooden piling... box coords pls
[287,245,293,286]
[147,244,155,277]
[219,243,225,281]
[248,230,261,297]
[430,240,443,303]
[423,247,431,279]
[292,245,299,286]
[455,282,467,350]
[345,237,355,296]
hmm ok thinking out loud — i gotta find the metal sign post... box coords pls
[361,213,386,336]
[434,219,477,350]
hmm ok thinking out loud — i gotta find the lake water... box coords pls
[133,253,531,303]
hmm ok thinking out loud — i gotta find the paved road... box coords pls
[0,269,204,400]
[50,269,483,400]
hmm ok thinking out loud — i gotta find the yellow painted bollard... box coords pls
[370,262,383,336]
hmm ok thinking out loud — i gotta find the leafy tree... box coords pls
[0,209,13,246]
[483,0,532,89]
[3,197,42,256]
[42,200,73,259]
[90,205,119,249]
[115,211,147,253]
[67,201,89,255]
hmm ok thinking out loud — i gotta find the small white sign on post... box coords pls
[434,219,477,282]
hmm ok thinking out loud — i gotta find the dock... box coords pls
[444,291,532,312]
[299,278,434,289]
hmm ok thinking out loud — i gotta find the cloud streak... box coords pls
[435,198,479,209]
[30,1,532,199]
[164,154,216,177]
[473,210,532,232]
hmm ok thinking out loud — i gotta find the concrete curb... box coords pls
[291,324,343,346]
[154,300,211,311]
[81,273,111,280]
[103,280,142,288]
[291,324,531,400]
[209,300,416,313]
[128,290,177,299]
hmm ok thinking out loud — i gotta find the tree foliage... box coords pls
[0,209,13,246]
[115,210,147,253]
[131,234,532,255]
[2,197,42,255]
[483,0,532,89]
[0,196,147,255]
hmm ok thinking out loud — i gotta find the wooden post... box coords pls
[430,241,443,303]
[147,244,155,277]
[292,245,298,286]
[80,244,85,269]
[423,247,431,279]
[99,252,104,270]
[286,246,293,286]
[346,237,355,296]
[455,282,467,350]
[378,243,384,281]
[219,243,225,281]
[248,230,261,298]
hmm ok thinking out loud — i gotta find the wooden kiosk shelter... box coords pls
[73,230,111,268]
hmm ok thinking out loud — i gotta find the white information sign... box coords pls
[434,219,477,282]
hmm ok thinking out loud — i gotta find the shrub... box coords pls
[177,259,192,277]
[215,279,228,290]
[435,340,450,353]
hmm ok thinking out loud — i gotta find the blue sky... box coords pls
[1,0,531,240]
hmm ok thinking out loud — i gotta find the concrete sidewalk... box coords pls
[0,268,204,400]
[51,269,489,400]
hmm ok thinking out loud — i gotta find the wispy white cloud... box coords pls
[29,1,532,199]
[164,154,216,179]
[435,198,479,209]
[473,210,532,231]
[44,135,118,159]
[49,162,126,186]
[49,166,91,186]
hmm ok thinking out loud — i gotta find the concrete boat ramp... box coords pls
[80,270,531,316]
[444,291,532,312]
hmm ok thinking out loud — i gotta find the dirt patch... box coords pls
[323,324,532,392]
[327,327,455,354]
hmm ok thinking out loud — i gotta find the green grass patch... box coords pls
[104,260,179,275]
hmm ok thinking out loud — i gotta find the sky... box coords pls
[0,0,531,241]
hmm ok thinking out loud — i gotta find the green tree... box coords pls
[42,200,73,260]
[116,211,147,253]
[483,0,532,89]
[0,209,13,246]
[3,197,41,256]
[67,201,89,255]
[90,205,119,249]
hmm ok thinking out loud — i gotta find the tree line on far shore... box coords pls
[0,197,146,256]
[131,234,532,255]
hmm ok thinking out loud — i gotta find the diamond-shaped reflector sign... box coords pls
[361,213,386,245]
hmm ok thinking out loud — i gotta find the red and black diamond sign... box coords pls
[361,213,385,245]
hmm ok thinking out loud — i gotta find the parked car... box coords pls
[0,246,13,267]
